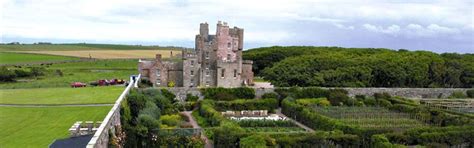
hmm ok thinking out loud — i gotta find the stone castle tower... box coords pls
[138,21,254,87]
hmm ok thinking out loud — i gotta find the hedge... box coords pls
[385,126,474,146]
[200,87,255,100]
[198,100,226,126]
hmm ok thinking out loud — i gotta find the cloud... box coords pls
[1,0,473,53]
[363,24,400,35]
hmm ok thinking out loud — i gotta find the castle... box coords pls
[138,21,254,87]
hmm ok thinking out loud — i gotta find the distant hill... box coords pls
[0,43,184,51]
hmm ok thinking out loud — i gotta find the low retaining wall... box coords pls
[87,74,140,148]
[164,87,470,100]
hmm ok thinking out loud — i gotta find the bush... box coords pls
[160,114,182,127]
[449,91,467,98]
[240,134,267,147]
[0,66,16,82]
[261,92,278,99]
[14,69,32,77]
[160,89,176,102]
[327,89,349,106]
[186,93,199,101]
[364,98,377,106]
[296,98,330,107]
[374,92,391,100]
[467,89,474,98]
[29,67,46,76]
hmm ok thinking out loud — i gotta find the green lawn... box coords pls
[0,106,111,148]
[0,52,79,64]
[0,60,137,89]
[0,87,124,104]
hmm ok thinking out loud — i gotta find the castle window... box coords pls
[205,51,209,59]
[234,69,237,77]
[156,69,161,77]
[191,60,194,66]
[206,81,210,86]
[191,70,194,76]
[227,42,231,48]
[227,54,231,61]
[190,78,194,87]
[156,79,161,85]
[221,69,225,78]
[206,70,209,76]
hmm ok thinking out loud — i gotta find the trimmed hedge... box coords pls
[236,119,296,127]
[200,87,255,100]
[198,100,226,126]
[385,126,474,146]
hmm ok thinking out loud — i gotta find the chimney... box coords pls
[156,54,162,62]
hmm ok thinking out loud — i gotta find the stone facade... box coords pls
[138,21,254,87]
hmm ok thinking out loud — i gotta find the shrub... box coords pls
[240,134,267,148]
[355,95,366,100]
[327,89,349,106]
[160,89,176,102]
[0,66,16,82]
[467,89,474,98]
[14,69,32,77]
[296,98,329,107]
[364,98,377,106]
[374,92,391,100]
[29,67,46,76]
[160,114,182,127]
[214,92,236,101]
[186,93,199,101]
[449,91,467,98]
[261,92,278,99]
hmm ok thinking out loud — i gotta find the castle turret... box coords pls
[200,22,209,39]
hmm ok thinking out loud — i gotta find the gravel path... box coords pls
[182,111,213,148]
[276,108,315,132]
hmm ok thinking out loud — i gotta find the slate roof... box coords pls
[49,135,93,148]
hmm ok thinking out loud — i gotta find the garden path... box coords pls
[276,108,315,132]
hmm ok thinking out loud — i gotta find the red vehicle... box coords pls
[71,82,87,88]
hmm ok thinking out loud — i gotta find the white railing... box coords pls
[86,74,140,148]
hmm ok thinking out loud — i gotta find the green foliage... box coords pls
[374,92,392,100]
[327,89,350,106]
[160,114,183,128]
[467,89,474,98]
[244,46,474,88]
[449,91,467,98]
[186,93,199,101]
[160,89,176,101]
[0,66,17,82]
[296,98,330,107]
[198,100,226,126]
[385,126,474,146]
[261,92,278,99]
[200,87,255,100]
[240,134,267,148]
[212,121,245,147]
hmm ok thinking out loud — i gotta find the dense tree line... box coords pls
[243,46,474,88]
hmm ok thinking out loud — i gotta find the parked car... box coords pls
[71,82,87,88]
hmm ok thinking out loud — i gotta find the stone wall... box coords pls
[163,87,470,100]
[87,75,140,148]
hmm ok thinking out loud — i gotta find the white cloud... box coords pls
[363,24,400,35]
[0,0,472,52]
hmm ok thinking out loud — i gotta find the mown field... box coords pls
[0,87,123,104]
[0,106,111,148]
[0,52,79,65]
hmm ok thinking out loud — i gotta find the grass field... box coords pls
[0,43,180,51]
[0,60,137,89]
[0,87,123,104]
[18,49,181,59]
[0,52,79,65]
[0,106,111,148]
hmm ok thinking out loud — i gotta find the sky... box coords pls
[1,0,473,53]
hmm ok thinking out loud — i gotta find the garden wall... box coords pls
[86,75,141,148]
[164,87,470,100]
